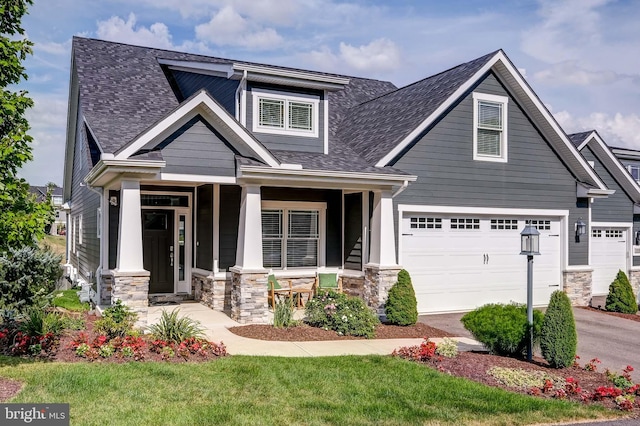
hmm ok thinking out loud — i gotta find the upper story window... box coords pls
[627,165,640,183]
[252,88,319,138]
[52,196,63,206]
[473,92,509,163]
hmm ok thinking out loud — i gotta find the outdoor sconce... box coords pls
[109,196,118,207]
[575,218,587,242]
[520,224,540,256]
[520,223,540,362]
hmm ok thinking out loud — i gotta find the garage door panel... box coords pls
[591,227,627,295]
[401,213,562,313]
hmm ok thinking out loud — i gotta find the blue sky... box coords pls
[17,0,640,186]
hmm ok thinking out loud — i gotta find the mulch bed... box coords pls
[0,378,22,402]
[228,322,454,341]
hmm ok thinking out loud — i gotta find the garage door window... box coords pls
[592,229,602,238]
[605,229,623,238]
[529,220,551,231]
[410,217,441,230]
[451,218,480,230]
[490,219,518,230]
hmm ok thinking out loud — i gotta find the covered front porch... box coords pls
[98,173,407,325]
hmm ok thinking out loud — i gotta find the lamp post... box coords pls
[520,224,540,361]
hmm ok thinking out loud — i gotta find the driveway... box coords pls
[420,307,640,382]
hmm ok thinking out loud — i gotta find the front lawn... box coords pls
[51,289,90,312]
[0,355,616,425]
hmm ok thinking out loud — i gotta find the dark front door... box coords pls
[142,210,174,293]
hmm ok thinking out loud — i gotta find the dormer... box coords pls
[159,58,349,155]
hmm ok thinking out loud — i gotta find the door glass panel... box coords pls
[144,212,167,230]
[179,215,185,281]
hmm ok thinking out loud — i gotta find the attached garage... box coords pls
[399,207,566,314]
[590,225,629,295]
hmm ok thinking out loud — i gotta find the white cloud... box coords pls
[195,6,283,49]
[96,13,174,50]
[33,39,71,56]
[535,60,621,86]
[306,38,401,75]
[555,110,640,148]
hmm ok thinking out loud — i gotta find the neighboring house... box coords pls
[570,131,640,300]
[29,184,66,235]
[64,37,621,326]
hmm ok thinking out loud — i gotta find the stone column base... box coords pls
[193,272,230,312]
[563,269,592,306]
[109,269,150,329]
[99,273,113,306]
[364,264,401,315]
[230,268,268,324]
[628,269,640,302]
[342,273,365,298]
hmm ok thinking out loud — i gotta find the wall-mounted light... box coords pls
[575,218,586,242]
[109,196,118,207]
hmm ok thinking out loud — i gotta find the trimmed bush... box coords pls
[605,270,637,314]
[0,246,63,312]
[461,303,544,357]
[385,269,418,326]
[540,291,577,368]
[305,290,379,338]
[95,300,138,338]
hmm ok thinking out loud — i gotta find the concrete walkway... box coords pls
[147,302,482,356]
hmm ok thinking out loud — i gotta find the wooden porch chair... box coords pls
[267,274,293,309]
[314,271,343,295]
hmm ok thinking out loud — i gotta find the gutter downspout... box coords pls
[392,180,409,198]
[235,70,247,124]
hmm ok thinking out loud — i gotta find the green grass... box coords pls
[0,355,618,425]
[39,235,66,258]
[51,290,89,312]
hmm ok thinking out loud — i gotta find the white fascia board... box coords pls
[397,204,569,218]
[233,63,350,87]
[576,183,615,198]
[587,132,640,202]
[239,165,415,184]
[157,59,235,78]
[115,90,279,168]
[376,51,608,191]
[63,54,79,201]
[85,159,166,187]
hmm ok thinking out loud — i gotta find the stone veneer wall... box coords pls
[192,272,231,313]
[363,266,400,314]
[99,273,113,306]
[108,270,150,328]
[342,274,365,298]
[230,270,268,324]
[629,270,640,302]
[563,269,592,306]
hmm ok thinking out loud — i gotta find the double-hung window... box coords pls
[473,93,508,162]
[262,202,325,269]
[627,165,640,183]
[252,88,319,137]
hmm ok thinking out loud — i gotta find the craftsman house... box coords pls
[64,37,631,325]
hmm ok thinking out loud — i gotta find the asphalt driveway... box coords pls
[420,307,640,382]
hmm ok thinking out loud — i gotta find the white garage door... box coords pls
[591,227,627,295]
[401,214,562,313]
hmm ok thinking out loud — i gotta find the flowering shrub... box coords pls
[564,377,582,395]
[435,338,458,358]
[392,339,440,362]
[305,290,379,338]
[10,331,55,356]
[149,337,226,361]
[606,365,635,390]
[584,357,601,372]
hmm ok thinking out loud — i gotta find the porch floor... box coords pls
[146,302,482,356]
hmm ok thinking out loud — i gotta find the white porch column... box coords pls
[368,189,397,267]
[234,184,264,270]
[116,180,145,272]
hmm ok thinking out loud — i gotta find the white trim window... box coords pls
[627,164,640,183]
[252,88,319,138]
[473,92,508,162]
[262,202,325,269]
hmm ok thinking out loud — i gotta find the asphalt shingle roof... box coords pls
[568,131,593,148]
[336,50,500,164]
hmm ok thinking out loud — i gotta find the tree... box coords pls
[385,269,418,325]
[0,0,53,251]
[540,291,577,368]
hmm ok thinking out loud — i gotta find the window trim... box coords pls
[627,164,640,184]
[252,88,319,138]
[473,92,509,163]
[261,201,326,270]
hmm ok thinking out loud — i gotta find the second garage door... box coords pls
[401,214,562,313]
[591,227,628,295]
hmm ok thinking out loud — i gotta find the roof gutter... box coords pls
[576,183,615,199]
[84,157,166,187]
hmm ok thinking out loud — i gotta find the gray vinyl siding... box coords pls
[262,187,342,267]
[393,73,589,266]
[246,83,324,153]
[219,185,241,271]
[635,215,640,267]
[148,116,237,176]
[70,107,101,282]
[172,71,238,115]
[581,146,634,223]
[196,185,214,270]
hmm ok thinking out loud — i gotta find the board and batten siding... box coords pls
[392,72,589,266]
[146,115,238,176]
[581,146,634,223]
[246,83,325,153]
[219,185,241,271]
[70,110,101,283]
[171,70,239,115]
